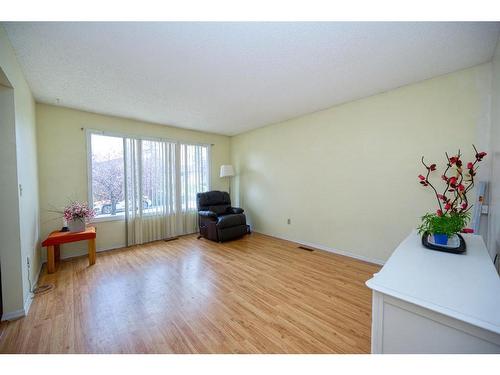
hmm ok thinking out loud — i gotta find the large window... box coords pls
[89,133,125,219]
[88,131,210,221]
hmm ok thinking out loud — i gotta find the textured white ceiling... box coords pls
[3,22,500,135]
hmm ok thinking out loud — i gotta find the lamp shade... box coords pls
[220,165,235,178]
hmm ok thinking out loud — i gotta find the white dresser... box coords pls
[366,231,500,353]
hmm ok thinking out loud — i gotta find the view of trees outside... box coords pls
[91,134,125,216]
[180,144,209,210]
[91,134,209,217]
[141,140,156,208]
[141,140,175,210]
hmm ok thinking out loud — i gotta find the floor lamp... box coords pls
[220,165,235,198]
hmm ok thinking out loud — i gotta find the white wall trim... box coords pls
[23,293,33,317]
[41,232,198,262]
[95,244,126,253]
[22,260,43,318]
[1,259,42,321]
[254,230,386,266]
[33,261,43,289]
[40,242,127,263]
[1,308,25,321]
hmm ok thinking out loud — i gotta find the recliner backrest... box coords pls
[197,191,231,212]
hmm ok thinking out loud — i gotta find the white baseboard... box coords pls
[23,293,33,317]
[41,243,127,262]
[51,233,196,262]
[33,262,43,288]
[254,230,386,266]
[1,308,26,321]
[1,261,43,321]
[23,261,44,316]
[53,246,120,262]
[41,232,199,263]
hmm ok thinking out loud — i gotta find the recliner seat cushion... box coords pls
[217,214,246,229]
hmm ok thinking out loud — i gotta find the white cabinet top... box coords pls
[366,231,500,334]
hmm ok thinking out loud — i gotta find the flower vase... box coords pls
[68,218,86,232]
[433,233,448,245]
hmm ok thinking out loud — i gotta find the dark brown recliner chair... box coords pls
[196,191,248,242]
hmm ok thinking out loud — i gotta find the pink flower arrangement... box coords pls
[417,145,486,235]
[63,201,95,222]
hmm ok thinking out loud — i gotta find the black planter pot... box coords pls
[421,231,466,254]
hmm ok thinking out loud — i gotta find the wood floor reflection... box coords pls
[0,233,380,353]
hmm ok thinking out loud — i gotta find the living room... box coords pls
[1,0,500,372]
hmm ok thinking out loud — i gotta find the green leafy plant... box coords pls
[417,211,471,237]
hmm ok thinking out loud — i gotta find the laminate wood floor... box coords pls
[0,233,380,353]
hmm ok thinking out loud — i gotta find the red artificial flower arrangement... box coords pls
[417,145,486,244]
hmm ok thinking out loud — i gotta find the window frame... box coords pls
[85,128,212,223]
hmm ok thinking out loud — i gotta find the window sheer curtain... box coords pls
[124,138,209,246]
[179,143,210,234]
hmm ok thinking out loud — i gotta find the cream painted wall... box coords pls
[231,64,492,264]
[0,82,23,317]
[0,26,39,318]
[37,104,231,259]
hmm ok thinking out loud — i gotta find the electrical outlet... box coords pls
[287,218,291,225]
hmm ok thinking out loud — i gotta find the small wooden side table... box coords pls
[41,227,97,274]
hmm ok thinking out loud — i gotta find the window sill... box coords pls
[90,214,125,223]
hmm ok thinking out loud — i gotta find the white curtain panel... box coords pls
[124,138,209,246]
[179,143,210,235]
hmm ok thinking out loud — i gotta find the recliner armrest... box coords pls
[229,207,244,214]
[198,210,217,218]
